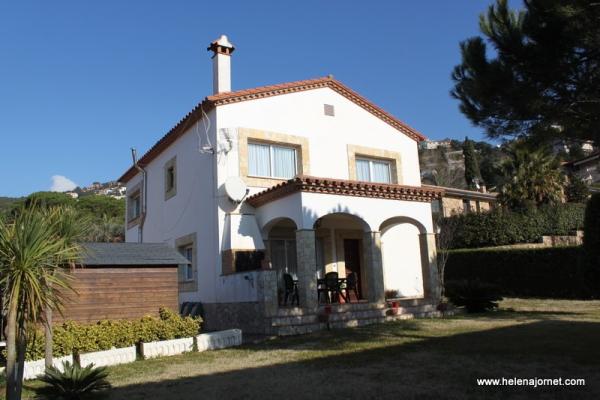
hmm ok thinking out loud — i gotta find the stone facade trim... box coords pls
[347,144,403,184]
[238,128,310,188]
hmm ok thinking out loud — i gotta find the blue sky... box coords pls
[0,0,497,197]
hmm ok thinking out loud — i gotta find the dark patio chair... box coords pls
[345,272,360,302]
[324,272,346,303]
[283,273,299,306]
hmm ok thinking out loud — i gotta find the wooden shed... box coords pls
[57,243,189,323]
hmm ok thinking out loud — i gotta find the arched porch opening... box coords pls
[262,218,298,303]
[313,213,373,302]
[379,217,431,299]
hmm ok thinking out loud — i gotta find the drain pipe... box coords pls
[131,148,147,243]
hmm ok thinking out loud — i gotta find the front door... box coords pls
[343,239,362,300]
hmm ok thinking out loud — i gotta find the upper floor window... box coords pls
[355,157,391,183]
[164,156,177,200]
[128,191,141,221]
[248,142,297,179]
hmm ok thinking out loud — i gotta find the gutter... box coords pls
[131,148,147,243]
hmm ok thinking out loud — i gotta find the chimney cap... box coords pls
[208,35,235,56]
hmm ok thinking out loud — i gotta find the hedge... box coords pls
[583,193,600,268]
[445,246,598,299]
[444,203,585,249]
[23,308,201,361]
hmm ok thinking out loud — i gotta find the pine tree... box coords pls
[462,137,482,189]
[452,0,600,144]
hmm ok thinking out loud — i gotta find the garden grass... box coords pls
[5,298,600,399]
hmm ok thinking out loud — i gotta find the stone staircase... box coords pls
[268,298,440,336]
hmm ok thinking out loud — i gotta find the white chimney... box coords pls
[207,35,235,94]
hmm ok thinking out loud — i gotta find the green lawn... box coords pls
[8,298,600,399]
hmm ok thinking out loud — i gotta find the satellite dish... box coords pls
[225,176,248,203]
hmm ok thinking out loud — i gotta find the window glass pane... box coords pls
[248,143,271,177]
[272,146,296,178]
[270,240,286,271]
[285,240,297,277]
[356,159,371,181]
[186,265,193,280]
[371,161,391,183]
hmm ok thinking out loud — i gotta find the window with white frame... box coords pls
[181,245,194,281]
[355,157,392,183]
[128,191,141,221]
[248,142,297,179]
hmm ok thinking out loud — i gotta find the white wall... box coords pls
[217,87,422,186]
[381,223,424,298]
[125,111,221,303]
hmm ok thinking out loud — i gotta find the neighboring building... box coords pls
[562,151,600,185]
[118,36,443,334]
[424,185,498,219]
[418,139,452,150]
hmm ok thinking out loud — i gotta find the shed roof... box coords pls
[81,243,190,266]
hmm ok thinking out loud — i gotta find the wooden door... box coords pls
[343,239,362,299]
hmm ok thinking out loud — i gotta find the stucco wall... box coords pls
[381,223,424,297]
[125,111,220,303]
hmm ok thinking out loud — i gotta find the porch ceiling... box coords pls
[246,176,444,208]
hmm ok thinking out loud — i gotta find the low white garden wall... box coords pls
[141,337,194,359]
[21,355,73,380]
[79,346,137,368]
[1,329,243,380]
[196,329,242,351]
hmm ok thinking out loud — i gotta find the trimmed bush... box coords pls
[22,308,201,361]
[444,204,585,249]
[445,280,502,313]
[445,246,591,299]
[583,194,600,267]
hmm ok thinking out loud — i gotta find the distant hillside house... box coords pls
[117,35,445,335]
[563,151,600,186]
[424,185,498,218]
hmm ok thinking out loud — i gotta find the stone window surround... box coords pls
[164,156,177,201]
[347,144,402,184]
[175,232,197,292]
[126,182,142,229]
[238,128,310,188]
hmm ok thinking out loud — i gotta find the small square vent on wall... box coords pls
[324,104,335,116]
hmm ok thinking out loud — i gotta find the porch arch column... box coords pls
[363,231,385,304]
[295,229,318,310]
[419,233,440,302]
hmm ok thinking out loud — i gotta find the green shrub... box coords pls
[445,246,592,299]
[36,360,111,400]
[444,204,585,249]
[22,307,201,361]
[445,280,502,313]
[583,194,600,267]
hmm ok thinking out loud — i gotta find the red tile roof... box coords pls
[119,76,426,183]
[246,176,443,208]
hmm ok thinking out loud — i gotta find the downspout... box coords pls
[131,148,147,243]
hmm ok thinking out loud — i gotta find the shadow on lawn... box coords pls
[101,320,600,400]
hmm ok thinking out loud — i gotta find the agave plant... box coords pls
[35,361,111,400]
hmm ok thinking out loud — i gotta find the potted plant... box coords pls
[384,290,399,315]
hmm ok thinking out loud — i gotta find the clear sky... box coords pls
[0,0,497,197]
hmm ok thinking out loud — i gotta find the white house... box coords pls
[118,36,443,334]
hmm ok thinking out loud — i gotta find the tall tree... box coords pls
[463,137,482,189]
[498,143,565,210]
[0,205,80,400]
[452,0,600,144]
[42,207,89,370]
